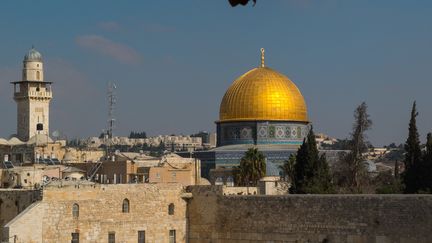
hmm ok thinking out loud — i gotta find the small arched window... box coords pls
[215,177,223,186]
[122,199,129,213]
[168,203,174,215]
[36,71,40,80]
[226,176,234,187]
[72,203,79,218]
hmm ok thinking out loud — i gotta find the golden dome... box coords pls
[219,66,308,122]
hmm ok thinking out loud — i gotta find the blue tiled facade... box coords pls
[216,121,309,146]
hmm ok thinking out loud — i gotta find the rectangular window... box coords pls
[169,230,176,243]
[138,231,145,243]
[108,232,115,243]
[71,233,79,243]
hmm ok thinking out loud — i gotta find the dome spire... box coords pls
[260,48,265,68]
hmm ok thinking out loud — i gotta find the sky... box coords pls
[0,0,431,146]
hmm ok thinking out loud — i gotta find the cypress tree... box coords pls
[424,133,432,162]
[291,126,334,194]
[291,137,309,193]
[394,160,399,179]
[421,133,432,192]
[403,101,422,193]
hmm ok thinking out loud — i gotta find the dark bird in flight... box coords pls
[229,0,256,7]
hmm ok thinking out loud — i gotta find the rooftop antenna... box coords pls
[107,82,117,157]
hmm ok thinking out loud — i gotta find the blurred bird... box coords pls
[229,0,256,7]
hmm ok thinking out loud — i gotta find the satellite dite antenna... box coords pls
[52,130,60,141]
[107,82,117,157]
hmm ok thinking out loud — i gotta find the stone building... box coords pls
[72,153,205,186]
[0,48,70,167]
[0,137,66,165]
[0,189,40,241]
[0,165,62,189]
[3,183,188,243]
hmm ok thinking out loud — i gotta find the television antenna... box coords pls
[107,82,117,157]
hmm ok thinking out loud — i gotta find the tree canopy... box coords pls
[236,147,266,186]
[290,126,333,194]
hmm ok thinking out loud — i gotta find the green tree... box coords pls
[236,148,266,186]
[129,131,147,139]
[336,102,372,193]
[424,133,432,162]
[280,154,296,183]
[403,102,422,193]
[419,133,432,192]
[375,170,403,194]
[291,127,333,194]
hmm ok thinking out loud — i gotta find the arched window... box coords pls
[122,199,129,213]
[72,203,79,218]
[215,177,223,186]
[36,71,40,80]
[168,203,174,215]
[226,176,234,187]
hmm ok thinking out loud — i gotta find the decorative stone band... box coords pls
[216,121,310,146]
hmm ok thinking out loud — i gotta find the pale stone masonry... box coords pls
[13,47,52,142]
[2,185,432,243]
[3,183,187,243]
[0,189,40,241]
[187,186,432,243]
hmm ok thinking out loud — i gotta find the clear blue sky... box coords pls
[1,0,431,146]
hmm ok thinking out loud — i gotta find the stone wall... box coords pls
[4,183,187,243]
[0,189,40,241]
[187,186,432,243]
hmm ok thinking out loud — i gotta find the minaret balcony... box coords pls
[14,90,53,99]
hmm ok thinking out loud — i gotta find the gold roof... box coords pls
[219,66,308,123]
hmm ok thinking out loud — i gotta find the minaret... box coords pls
[11,47,53,141]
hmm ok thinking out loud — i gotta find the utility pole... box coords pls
[107,82,117,159]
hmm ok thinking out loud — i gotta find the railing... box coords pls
[14,91,52,99]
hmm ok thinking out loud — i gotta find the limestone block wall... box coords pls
[0,189,40,241]
[4,202,43,243]
[5,183,187,243]
[187,186,432,243]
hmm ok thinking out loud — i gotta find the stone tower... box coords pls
[12,47,53,141]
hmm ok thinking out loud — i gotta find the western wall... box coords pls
[187,186,432,243]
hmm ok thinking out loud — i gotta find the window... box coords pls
[138,231,145,243]
[108,232,115,243]
[36,71,40,80]
[215,177,223,186]
[71,232,79,243]
[36,123,43,131]
[122,199,129,213]
[72,203,79,218]
[226,176,234,187]
[168,203,174,215]
[169,230,176,243]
